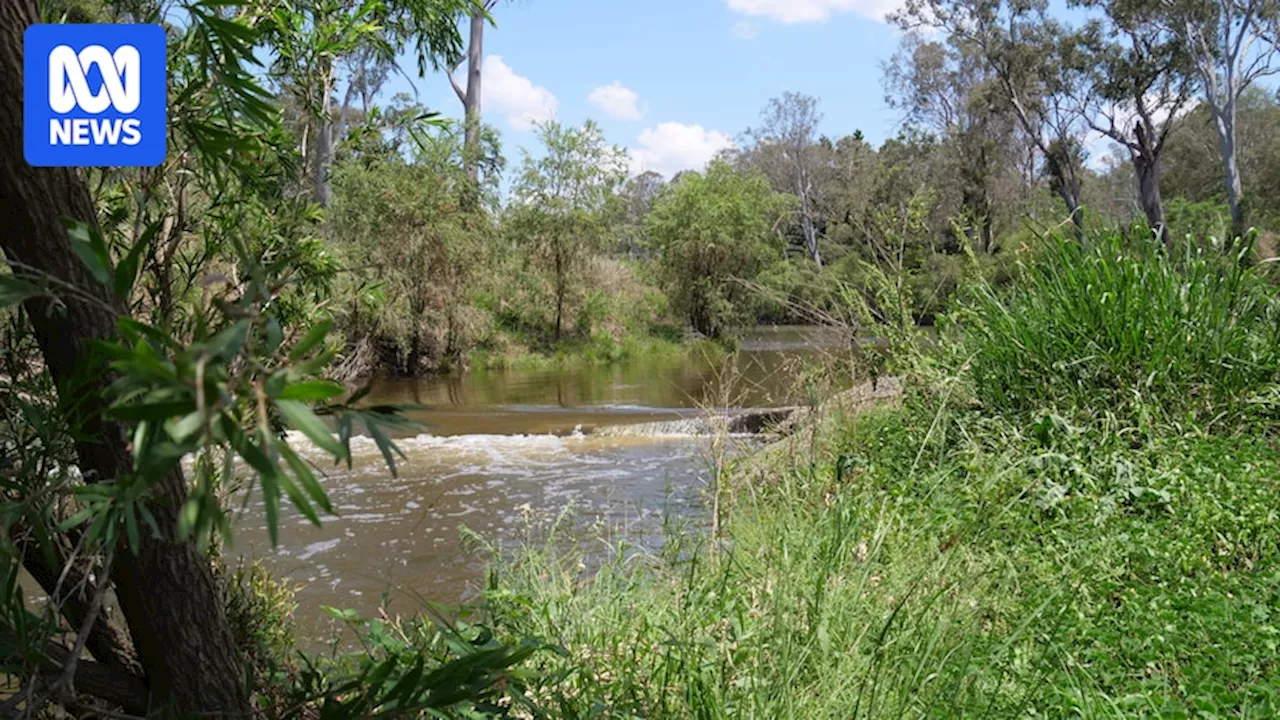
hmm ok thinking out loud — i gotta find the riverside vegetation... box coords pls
[3,0,1280,717]
[482,231,1280,717]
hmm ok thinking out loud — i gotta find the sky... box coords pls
[378,0,909,181]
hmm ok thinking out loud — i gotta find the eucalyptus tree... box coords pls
[267,0,474,207]
[742,92,827,267]
[893,0,1092,235]
[1064,0,1197,238]
[1164,0,1280,237]
[884,35,1018,252]
[448,0,499,184]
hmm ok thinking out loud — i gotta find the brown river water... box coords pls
[231,326,858,635]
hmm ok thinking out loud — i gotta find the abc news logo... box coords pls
[48,44,143,146]
[24,24,166,168]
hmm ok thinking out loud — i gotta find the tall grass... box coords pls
[476,228,1280,717]
[961,231,1280,424]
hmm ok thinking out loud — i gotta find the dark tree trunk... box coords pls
[1046,140,1084,239]
[1131,123,1167,242]
[0,1,251,715]
[1131,151,1167,242]
[17,529,141,679]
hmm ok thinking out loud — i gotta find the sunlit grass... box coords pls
[477,229,1280,718]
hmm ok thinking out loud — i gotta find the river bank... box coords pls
[472,237,1280,717]
[479,374,1280,717]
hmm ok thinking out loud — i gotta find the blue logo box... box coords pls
[24,24,167,168]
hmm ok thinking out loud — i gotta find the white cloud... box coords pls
[482,55,557,131]
[628,123,735,178]
[587,82,643,122]
[732,20,759,39]
[727,0,901,23]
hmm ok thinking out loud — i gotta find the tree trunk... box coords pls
[0,2,252,715]
[799,202,822,268]
[314,55,334,208]
[1046,141,1085,239]
[1131,150,1167,242]
[1130,122,1167,242]
[463,5,485,184]
[1212,104,1245,241]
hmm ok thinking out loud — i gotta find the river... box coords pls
[234,326,856,634]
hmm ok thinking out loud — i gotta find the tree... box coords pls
[884,35,1019,252]
[1064,0,1197,238]
[331,120,493,373]
[509,120,627,341]
[614,170,666,257]
[0,0,262,712]
[893,0,1092,235]
[1165,0,1280,237]
[0,1,528,715]
[268,0,473,207]
[646,161,791,337]
[742,93,827,267]
[448,1,499,185]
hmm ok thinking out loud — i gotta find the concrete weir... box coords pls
[589,377,904,439]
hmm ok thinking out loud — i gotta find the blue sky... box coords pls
[379,0,908,179]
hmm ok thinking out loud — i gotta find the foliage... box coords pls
[330,122,490,374]
[0,0,548,715]
[960,229,1280,425]
[508,120,629,341]
[482,234,1280,718]
[645,161,791,337]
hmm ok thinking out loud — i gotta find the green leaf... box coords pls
[177,497,199,541]
[207,319,251,362]
[0,276,45,308]
[83,503,112,547]
[289,319,333,361]
[111,400,196,423]
[281,444,334,515]
[63,219,111,285]
[277,400,344,459]
[265,316,283,354]
[279,473,320,527]
[114,222,159,300]
[124,503,141,555]
[366,419,403,478]
[234,429,278,478]
[167,410,209,442]
[57,505,98,533]
[279,380,345,401]
[261,467,280,547]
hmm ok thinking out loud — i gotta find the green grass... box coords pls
[959,231,1280,426]
[477,229,1280,718]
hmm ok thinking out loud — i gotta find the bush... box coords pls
[960,230,1280,424]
